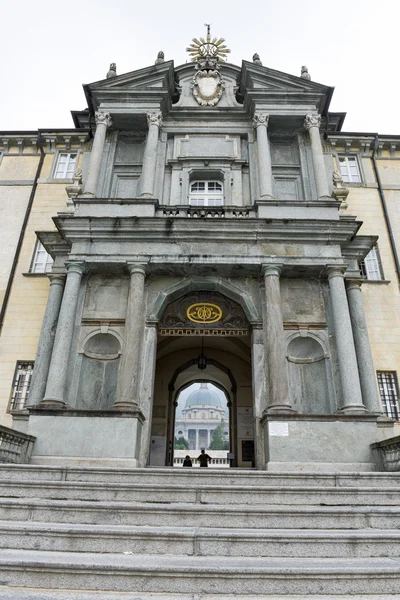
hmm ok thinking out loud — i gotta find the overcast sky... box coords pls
[2,0,398,133]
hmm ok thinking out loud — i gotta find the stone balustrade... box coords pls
[371,434,400,471]
[158,206,256,219]
[0,425,36,464]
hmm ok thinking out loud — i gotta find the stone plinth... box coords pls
[27,411,144,468]
[262,414,394,472]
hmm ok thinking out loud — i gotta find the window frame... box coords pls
[337,154,362,184]
[377,371,400,421]
[8,361,34,412]
[29,239,54,274]
[50,150,80,181]
[189,180,224,207]
[359,245,384,281]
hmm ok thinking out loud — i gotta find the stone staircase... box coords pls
[0,465,400,599]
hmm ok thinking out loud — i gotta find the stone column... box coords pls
[114,263,147,409]
[326,267,367,413]
[84,111,112,196]
[346,279,382,413]
[253,113,273,199]
[304,114,329,198]
[42,262,86,407]
[27,275,66,406]
[262,265,294,413]
[140,111,162,197]
[195,429,199,450]
[251,326,267,468]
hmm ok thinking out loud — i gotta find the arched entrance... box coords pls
[148,288,255,468]
[167,360,237,467]
[173,381,231,467]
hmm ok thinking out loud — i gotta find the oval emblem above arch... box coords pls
[159,291,248,336]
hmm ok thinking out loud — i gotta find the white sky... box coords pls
[2,0,398,133]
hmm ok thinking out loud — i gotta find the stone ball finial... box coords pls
[252,53,262,66]
[106,63,117,79]
[301,65,311,80]
[155,50,165,65]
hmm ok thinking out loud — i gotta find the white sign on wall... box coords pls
[269,422,289,437]
[150,436,166,466]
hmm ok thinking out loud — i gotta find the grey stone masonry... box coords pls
[27,275,65,406]
[253,113,273,199]
[41,263,86,408]
[262,265,294,413]
[327,267,367,414]
[114,263,147,409]
[346,279,382,414]
[140,111,162,197]
[84,111,112,196]
[304,114,329,198]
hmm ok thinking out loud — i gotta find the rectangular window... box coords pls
[30,240,53,274]
[54,152,77,179]
[338,155,361,183]
[359,246,384,280]
[189,180,224,206]
[10,362,34,411]
[377,371,399,420]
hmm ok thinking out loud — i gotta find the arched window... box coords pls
[189,181,223,206]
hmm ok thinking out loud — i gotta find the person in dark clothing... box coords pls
[182,455,192,467]
[197,449,212,467]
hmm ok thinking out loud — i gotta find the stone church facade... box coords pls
[1,35,399,470]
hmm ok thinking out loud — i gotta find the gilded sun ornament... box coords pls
[186,33,230,63]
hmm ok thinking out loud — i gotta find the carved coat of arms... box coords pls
[193,69,222,106]
[187,30,230,108]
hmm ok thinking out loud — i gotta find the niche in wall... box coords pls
[287,335,331,414]
[76,333,121,410]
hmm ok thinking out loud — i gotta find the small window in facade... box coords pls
[189,180,223,206]
[10,362,34,411]
[30,240,53,274]
[338,155,361,183]
[54,152,78,179]
[377,371,399,420]
[359,246,384,280]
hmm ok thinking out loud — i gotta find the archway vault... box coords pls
[149,276,260,324]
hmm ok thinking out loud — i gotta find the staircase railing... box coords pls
[0,425,36,464]
[371,435,400,471]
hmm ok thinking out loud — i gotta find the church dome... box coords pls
[185,383,222,408]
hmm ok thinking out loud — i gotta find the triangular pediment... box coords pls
[84,61,176,113]
[240,60,333,115]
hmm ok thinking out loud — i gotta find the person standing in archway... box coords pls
[197,449,212,467]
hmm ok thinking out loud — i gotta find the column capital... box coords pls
[65,261,87,276]
[304,113,321,130]
[253,112,269,129]
[127,262,147,276]
[48,274,66,287]
[345,278,363,292]
[146,111,163,128]
[326,264,347,279]
[95,111,113,128]
[262,264,283,278]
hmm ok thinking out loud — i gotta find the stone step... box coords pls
[2,479,400,505]
[1,498,400,529]
[1,550,400,595]
[0,593,399,600]
[1,464,400,488]
[1,520,400,558]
